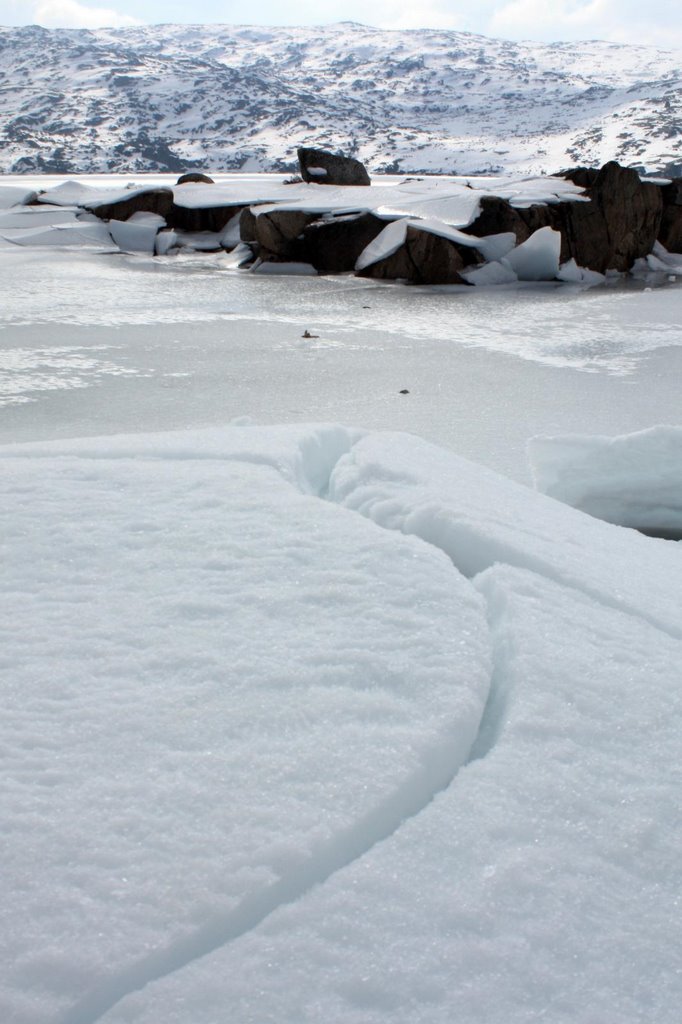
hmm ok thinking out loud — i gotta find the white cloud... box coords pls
[18,0,141,27]
[489,0,682,47]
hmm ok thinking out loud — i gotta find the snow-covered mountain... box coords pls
[0,21,680,176]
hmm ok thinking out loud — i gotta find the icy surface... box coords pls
[504,226,562,281]
[100,564,682,1024]
[0,424,490,1024]
[1,425,679,1024]
[529,425,682,535]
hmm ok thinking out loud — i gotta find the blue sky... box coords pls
[1,0,681,48]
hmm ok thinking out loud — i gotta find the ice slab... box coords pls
[327,431,682,638]
[528,425,682,536]
[504,226,561,281]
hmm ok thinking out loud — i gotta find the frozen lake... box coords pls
[1,244,681,482]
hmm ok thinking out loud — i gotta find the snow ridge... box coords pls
[1,22,681,176]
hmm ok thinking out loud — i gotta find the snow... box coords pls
[98,563,682,1024]
[1,425,679,1024]
[504,226,562,281]
[0,185,37,208]
[528,425,682,536]
[0,424,489,1024]
[355,219,408,270]
[1,23,681,177]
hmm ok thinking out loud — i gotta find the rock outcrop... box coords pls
[357,225,481,285]
[557,161,662,273]
[297,147,371,187]
[85,187,173,222]
[469,162,663,273]
[658,178,682,254]
[176,172,215,184]
[303,213,387,273]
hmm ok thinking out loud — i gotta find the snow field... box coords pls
[1,424,680,1023]
[100,564,682,1024]
[0,424,491,1024]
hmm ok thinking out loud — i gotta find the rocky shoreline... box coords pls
[4,151,682,285]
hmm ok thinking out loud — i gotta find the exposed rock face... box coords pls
[303,212,387,273]
[297,147,371,187]
[466,198,553,247]
[658,178,682,253]
[176,172,214,184]
[469,162,663,272]
[357,225,480,284]
[86,188,173,222]
[252,208,319,260]
[169,202,244,232]
[557,161,662,272]
[559,167,600,189]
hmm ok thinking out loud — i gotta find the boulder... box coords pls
[559,167,600,190]
[86,187,173,222]
[303,212,387,273]
[557,161,663,272]
[466,197,553,247]
[252,208,319,261]
[468,162,663,273]
[176,172,214,185]
[658,178,682,253]
[297,147,371,187]
[169,202,245,233]
[357,224,480,285]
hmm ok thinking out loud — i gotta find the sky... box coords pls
[1,0,681,48]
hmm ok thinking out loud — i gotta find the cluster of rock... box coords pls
[69,150,682,284]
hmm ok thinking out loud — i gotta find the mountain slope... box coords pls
[0,22,680,175]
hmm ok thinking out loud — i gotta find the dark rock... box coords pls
[176,172,214,184]
[169,202,245,233]
[469,161,663,272]
[303,212,387,273]
[298,147,371,187]
[239,207,258,242]
[658,178,682,253]
[558,161,663,272]
[399,389,410,394]
[86,187,173,221]
[253,208,319,261]
[357,224,480,284]
[467,197,553,246]
[558,166,600,189]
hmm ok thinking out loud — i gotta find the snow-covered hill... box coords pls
[0,21,680,176]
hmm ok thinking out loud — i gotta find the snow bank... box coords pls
[106,563,682,1024]
[2,424,680,1023]
[528,425,682,536]
[0,423,489,1024]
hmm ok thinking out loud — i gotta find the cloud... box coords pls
[489,0,682,47]
[13,0,141,27]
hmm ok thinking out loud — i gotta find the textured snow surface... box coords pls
[2,424,681,1024]
[529,425,682,534]
[1,23,681,176]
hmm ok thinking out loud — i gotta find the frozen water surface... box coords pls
[0,245,680,482]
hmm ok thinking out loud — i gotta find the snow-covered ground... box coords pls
[1,176,681,1024]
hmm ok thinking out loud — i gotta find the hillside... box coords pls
[0,21,680,175]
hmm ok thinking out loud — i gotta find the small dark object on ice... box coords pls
[362,305,371,308]
[399,389,410,394]
[302,330,319,338]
